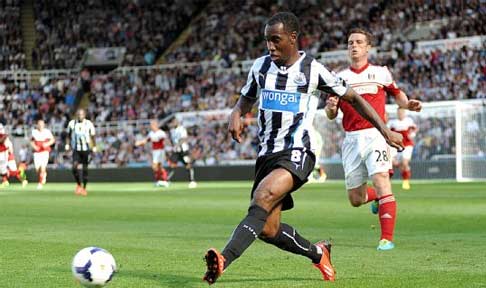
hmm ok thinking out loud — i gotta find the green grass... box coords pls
[0,181,485,288]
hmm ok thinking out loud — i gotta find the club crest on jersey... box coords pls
[293,72,307,85]
[260,89,301,113]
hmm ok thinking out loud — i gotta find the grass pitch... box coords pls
[0,181,485,288]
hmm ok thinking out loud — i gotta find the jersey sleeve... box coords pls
[88,121,96,136]
[67,121,73,133]
[316,63,349,97]
[240,61,259,99]
[47,130,54,140]
[383,66,401,97]
[180,127,188,138]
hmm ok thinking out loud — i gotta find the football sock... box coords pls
[261,223,322,263]
[153,169,160,181]
[365,187,377,203]
[72,167,81,186]
[401,169,411,180]
[82,164,88,188]
[222,204,268,269]
[378,194,397,241]
[188,167,195,182]
[160,168,168,181]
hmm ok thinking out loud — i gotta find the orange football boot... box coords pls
[203,248,225,285]
[313,240,335,281]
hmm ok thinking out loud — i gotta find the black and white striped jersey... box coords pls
[67,119,96,152]
[241,51,348,156]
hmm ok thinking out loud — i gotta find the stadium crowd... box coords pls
[166,0,484,63]
[32,0,204,69]
[0,0,24,70]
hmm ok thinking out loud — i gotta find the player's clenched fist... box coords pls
[326,95,339,109]
[407,99,422,112]
[228,110,244,143]
[385,130,405,151]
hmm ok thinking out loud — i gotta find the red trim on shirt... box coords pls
[349,62,369,74]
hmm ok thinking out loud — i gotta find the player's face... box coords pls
[37,120,45,130]
[77,110,85,120]
[348,33,370,62]
[150,121,158,131]
[264,23,297,66]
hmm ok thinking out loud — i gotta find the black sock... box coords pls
[72,167,81,186]
[82,165,88,188]
[188,167,194,182]
[261,223,322,263]
[222,204,268,269]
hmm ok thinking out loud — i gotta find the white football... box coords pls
[72,247,117,287]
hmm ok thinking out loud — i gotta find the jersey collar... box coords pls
[273,51,306,72]
[350,62,369,74]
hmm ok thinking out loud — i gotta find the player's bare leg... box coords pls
[400,158,411,190]
[348,182,379,214]
[371,172,396,250]
[152,163,168,187]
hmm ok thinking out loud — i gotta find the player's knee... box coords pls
[348,192,363,207]
[372,173,391,194]
[253,189,277,211]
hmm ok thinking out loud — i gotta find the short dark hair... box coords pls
[347,27,374,45]
[266,12,300,35]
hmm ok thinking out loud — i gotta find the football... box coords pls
[71,247,117,287]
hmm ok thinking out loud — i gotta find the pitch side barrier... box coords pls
[17,159,459,183]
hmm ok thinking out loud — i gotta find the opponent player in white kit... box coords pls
[31,119,55,189]
[135,120,169,187]
[325,28,422,250]
[388,108,417,190]
[0,124,28,188]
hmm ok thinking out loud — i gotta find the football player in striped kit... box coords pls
[168,118,197,189]
[203,12,404,284]
[66,109,97,196]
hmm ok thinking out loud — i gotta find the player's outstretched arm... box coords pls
[342,88,404,150]
[228,96,256,143]
[395,91,422,112]
[135,138,148,147]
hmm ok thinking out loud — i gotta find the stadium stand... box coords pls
[31,0,205,69]
[0,1,484,168]
[165,0,485,63]
[0,0,25,70]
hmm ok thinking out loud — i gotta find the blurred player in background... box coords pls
[66,109,96,196]
[0,124,28,188]
[325,28,422,250]
[135,120,169,187]
[388,108,418,190]
[168,117,196,188]
[31,119,55,190]
[308,125,327,183]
